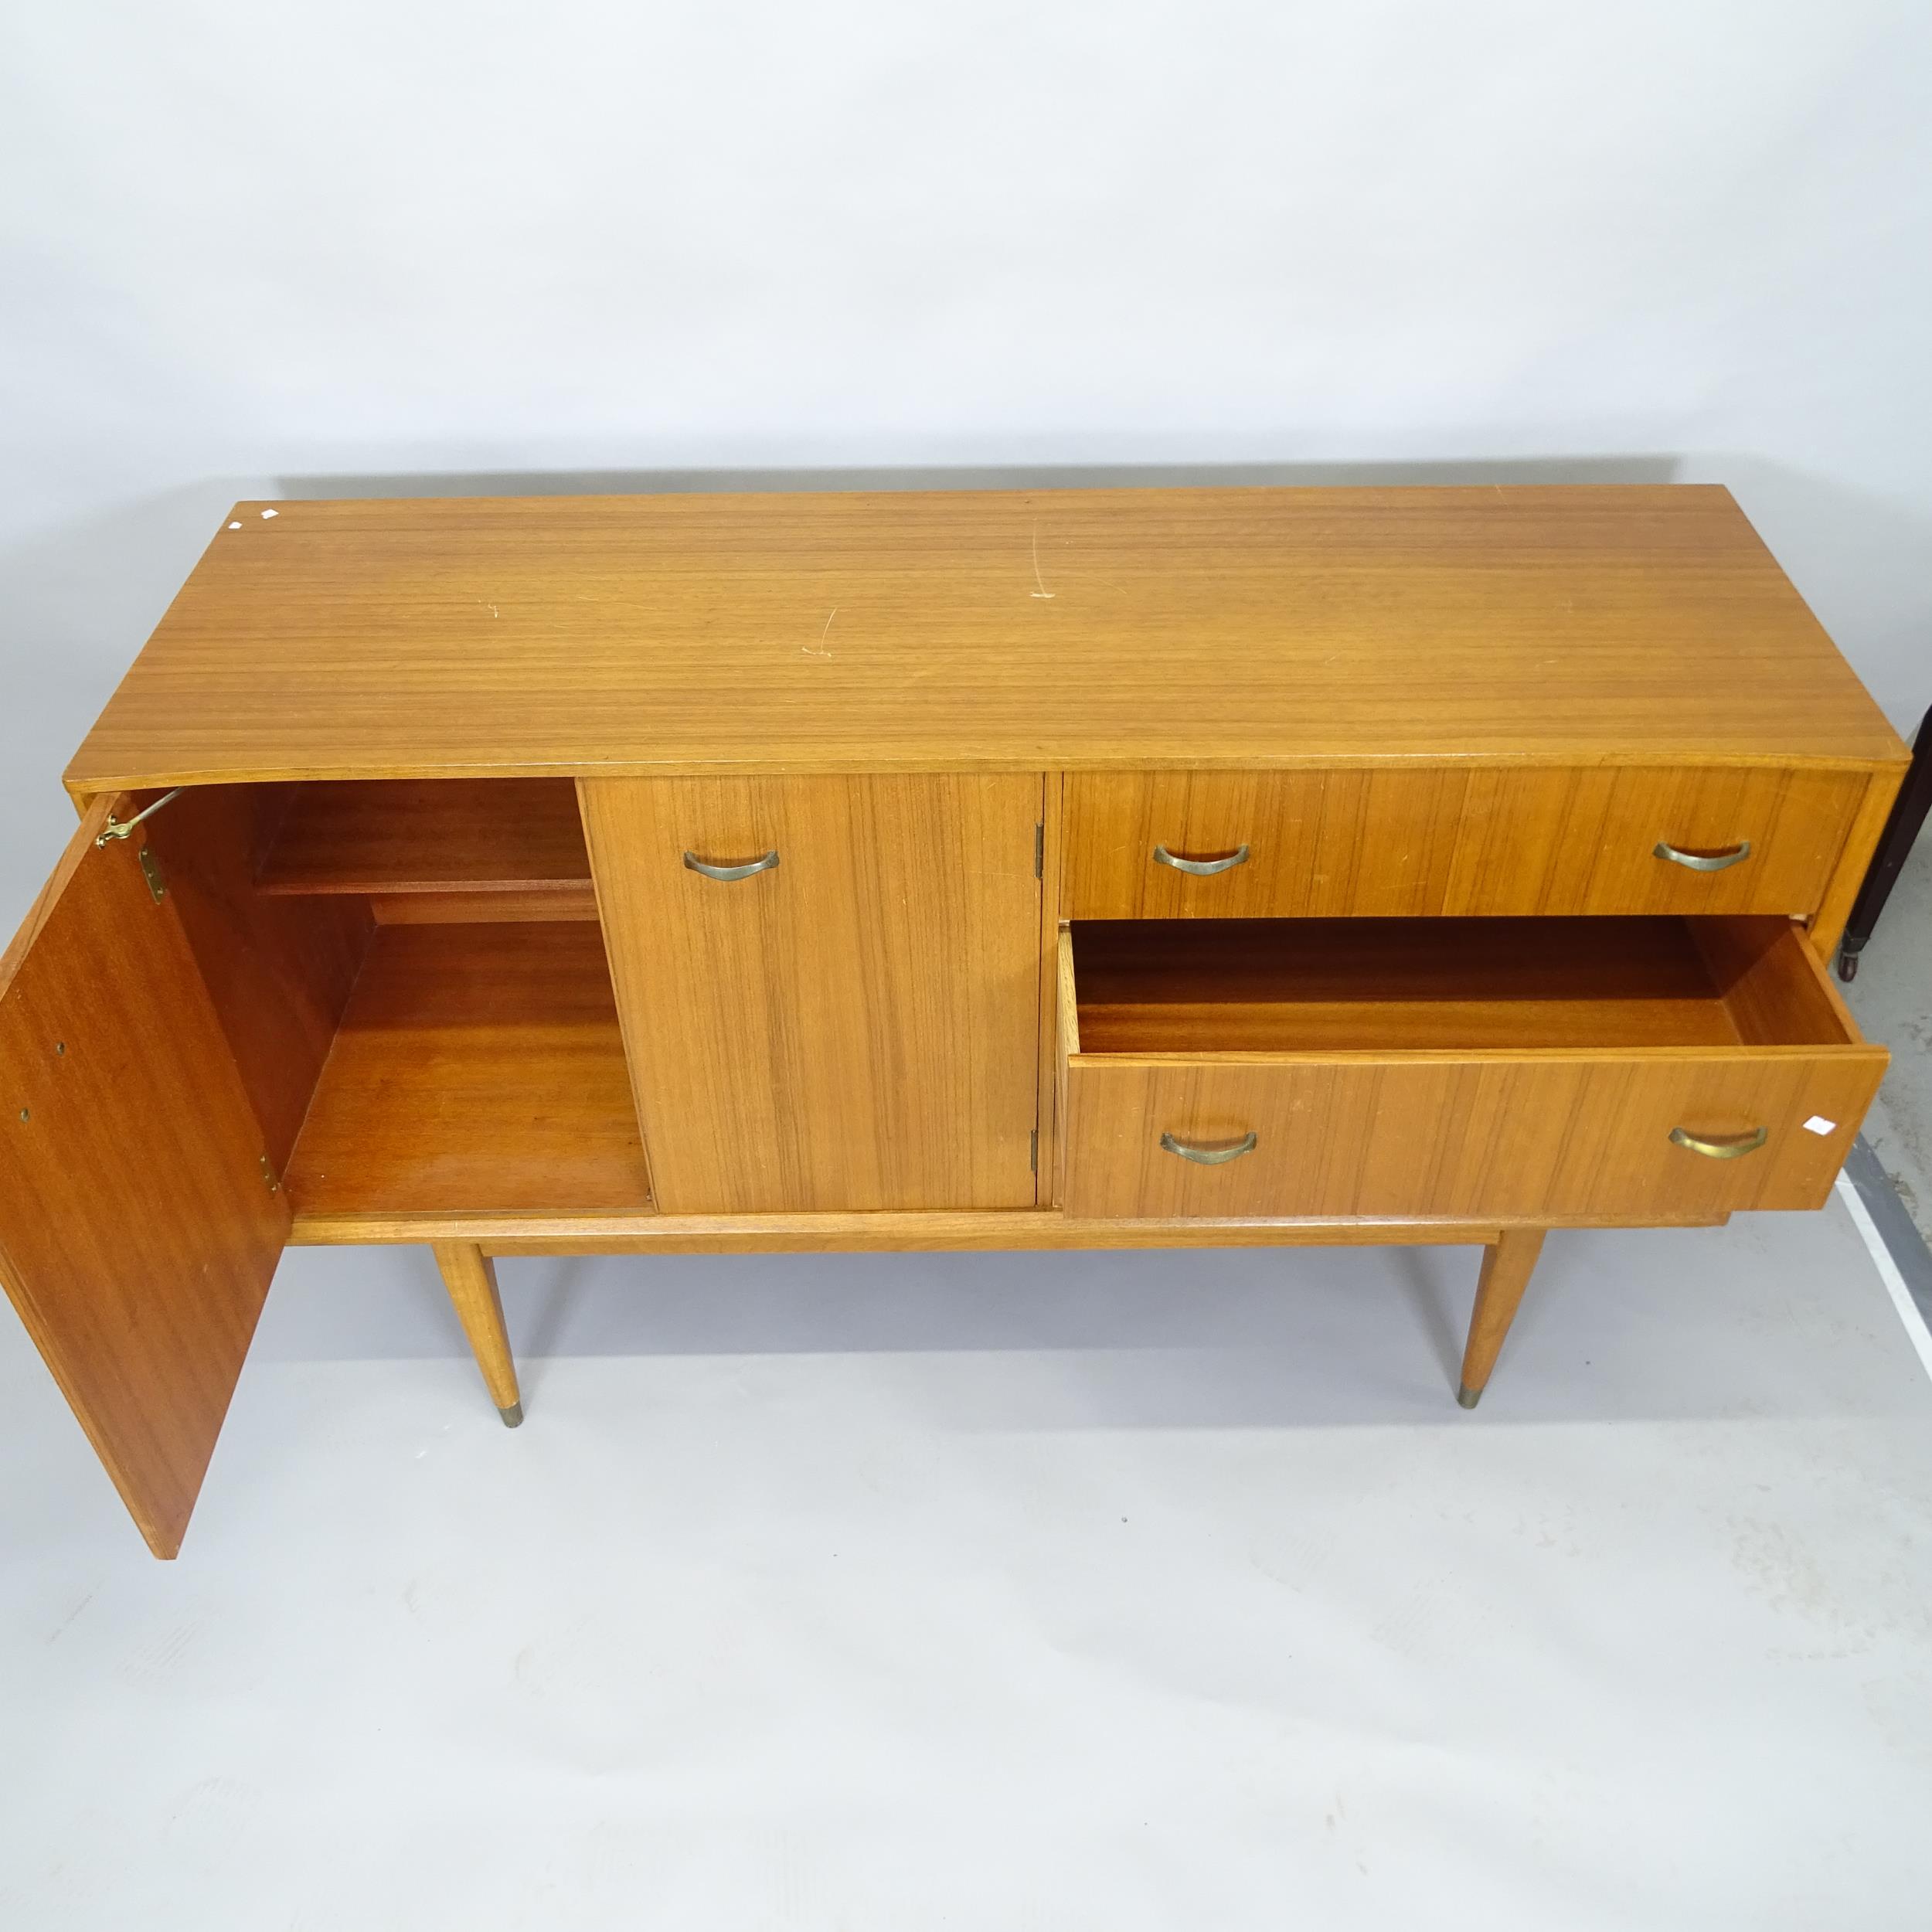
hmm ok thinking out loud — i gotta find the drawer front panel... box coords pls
[1063,767,1866,920]
[1062,1051,1883,1222]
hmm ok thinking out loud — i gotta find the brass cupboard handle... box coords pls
[682,849,780,882]
[1160,1130,1258,1165]
[1153,843,1250,876]
[1668,1124,1767,1160]
[1654,840,1751,872]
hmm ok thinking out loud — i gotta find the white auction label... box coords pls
[1802,1116,1836,1136]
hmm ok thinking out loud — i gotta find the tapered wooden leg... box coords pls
[1457,1228,1546,1409]
[431,1242,523,1426]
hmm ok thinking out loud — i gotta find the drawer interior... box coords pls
[1068,916,1857,1055]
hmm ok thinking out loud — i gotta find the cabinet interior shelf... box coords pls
[257,778,597,919]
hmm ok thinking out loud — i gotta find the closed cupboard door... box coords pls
[581,775,1043,1212]
[0,797,298,1558]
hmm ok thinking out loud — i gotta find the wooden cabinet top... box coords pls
[65,485,1906,794]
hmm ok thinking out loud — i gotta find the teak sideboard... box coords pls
[0,486,1908,1556]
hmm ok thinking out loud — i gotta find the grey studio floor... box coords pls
[2,886,1931,1928]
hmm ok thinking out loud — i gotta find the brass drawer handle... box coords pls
[1669,1124,1767,1160]
[682,849,780,882]
[1160,1130,1258,1165]
[1654,839,1751,872]
[1153,842,1250,876]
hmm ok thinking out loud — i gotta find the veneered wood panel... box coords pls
[1690,917,1853,1046]
[1063,1049,1884,1222]
[369,888,600,924]
[1445,765,1866,917]
[0,799,290,1557]
[1064,766,1866,920]
[1060,923,1885,1223]
[145,784,372,1171]
[582,774,1041,1213]
[1055,915,1078,1211]
[292,1207,1527,1250]
[257,778,590,896]
[1071,916,1757,1053]
[64,488,1906,792]
[1806,767,1904,961]
[1035,774,1064,1206]
[284,922,651,1216]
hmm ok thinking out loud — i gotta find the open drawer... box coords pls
[1056,917,1886,1222]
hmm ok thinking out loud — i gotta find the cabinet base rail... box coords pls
[291,1207,1724,1252]
[408,1217,1619,1423]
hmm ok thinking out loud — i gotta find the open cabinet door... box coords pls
[0,797,291,1557]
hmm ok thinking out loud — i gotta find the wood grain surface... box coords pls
[257,778,591,896]
[1058,926,1884,1221]
[1459,1229,1547,1404]
[1072,917,1763,1053]
[0,798,288,1556]
[1806,767,1905,961]
[64,487,1906,793]
[431,1242,522,1417]
[284,921,652,1216]
[291,1207,1526,1250]
[1062,1049,1883,1222]
[1035,774,1064,1205]
[582,774,1042,1213]
[1063,766,1869,920]
[146,783,372,1171]
[368,888,600,924]
[284,1201,1740,1247]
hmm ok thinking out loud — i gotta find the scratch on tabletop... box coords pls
[1031,528,1056,600]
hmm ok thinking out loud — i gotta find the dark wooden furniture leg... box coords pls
[1839,702,1932,981]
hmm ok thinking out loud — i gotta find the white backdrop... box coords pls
[4,0,1930,908]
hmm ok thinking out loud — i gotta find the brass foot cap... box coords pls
[498,1401,525,1428]
[1455,1384,1481,1410]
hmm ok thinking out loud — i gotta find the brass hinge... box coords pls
[1034,821,1044,879]
[99,791,180,903]
[96,787,182,847]
[1029,1128,1038,1173]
